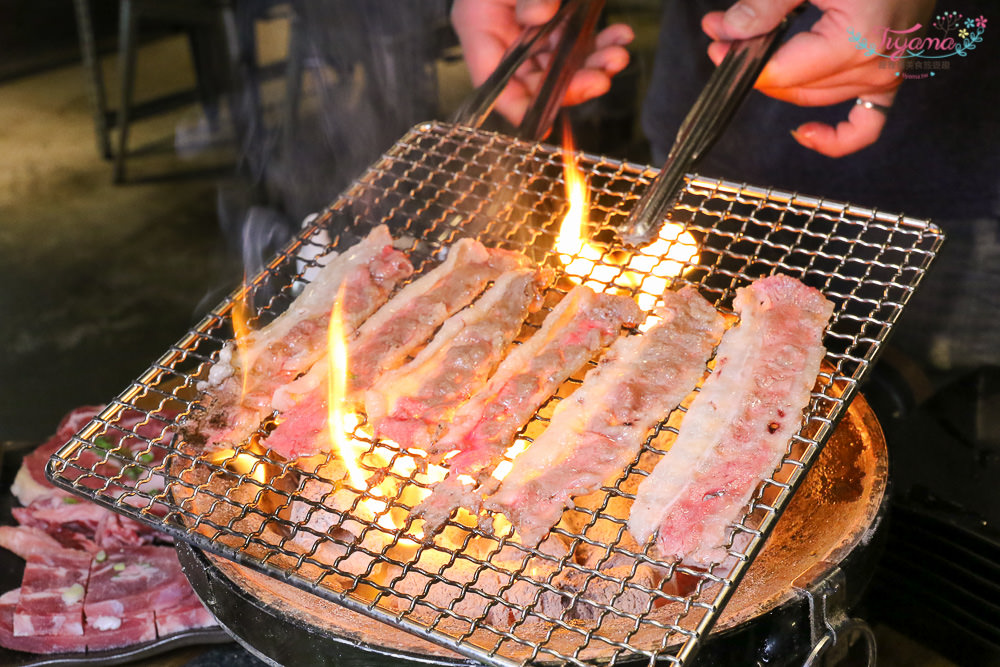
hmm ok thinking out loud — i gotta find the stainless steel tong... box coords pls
[453,1,795,246]
[619,11,798,247]
[452,0,606,141]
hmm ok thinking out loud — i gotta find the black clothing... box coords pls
[641,2,1000,220]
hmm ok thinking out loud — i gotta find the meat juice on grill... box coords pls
[415,285,643,535]
[365,267,551,451]
[484,287,726,547]
[183,224,413,450]
[628,274,834,567]
[263,238,531,461]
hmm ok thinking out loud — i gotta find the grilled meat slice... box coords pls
[628,274,834,567]
[183,224,412,449]
[365,267,550,451]
[485,287,725,546]
[264,239,531,460]
[415,285,642,535]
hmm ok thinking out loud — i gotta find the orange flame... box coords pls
[619,224,700,313]
[209,447,269,484]
[231,293,255,403]
[555,126,618,289]
[326,288,399,533]
[321,295,439,546]
[554,127,700,313]
[491,438,530,482]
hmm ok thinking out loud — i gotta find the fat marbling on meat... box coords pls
[263,238,531,460]
[628,274,834,567]
[12,547,91,637]
[415,285,642,535]
[485,287,725,546]
[183,224,413,449]
[365,266,551,451]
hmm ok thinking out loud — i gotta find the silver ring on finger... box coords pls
[855,98,891,115]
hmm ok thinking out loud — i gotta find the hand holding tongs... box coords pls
[452,0,606,141]
[619,10,799,247]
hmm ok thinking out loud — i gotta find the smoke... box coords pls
[213,0,451,253]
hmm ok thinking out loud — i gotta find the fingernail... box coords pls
[723,3,756,32]
[790,127,815,147]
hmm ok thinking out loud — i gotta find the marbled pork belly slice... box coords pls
[85,612,156,650]
[415,285,642,535]
[342,238,531,399]
[263,238,531,460]
[13,548,92,637]
[1,588,83,654]
[154,590,217,636]
[365,267,551,451]
[628,274,835,567]
[11,405,102,506]
[485,287,725,546]
[84,545,191,622]
[184,224,413,449]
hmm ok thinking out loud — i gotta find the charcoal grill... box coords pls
[47,119,943,666]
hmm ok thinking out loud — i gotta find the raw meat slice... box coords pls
[13,549,92,637]
[154,591,217,636]
[11,405,102,506]
[85,611,156,650]
[1,588,84,654]
[0,407,209,655]
[0,525,66,561]
[13,495,120,551]
[485,287,725,546]
[264,239,530,460]
[628,274,834,566]
[184,224,413,449]
[84,546,190,621]
[415,285,642,534]
[41,406,178,503]
[366,267,550,451]
[11,492,160,554]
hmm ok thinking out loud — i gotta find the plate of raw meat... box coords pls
[0,408,231,666]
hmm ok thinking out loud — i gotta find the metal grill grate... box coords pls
[48,121,943,666]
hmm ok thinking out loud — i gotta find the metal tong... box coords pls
[619,11,798,247]
[452,0,606,141]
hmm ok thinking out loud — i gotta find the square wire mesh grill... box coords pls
[48,121,943,666]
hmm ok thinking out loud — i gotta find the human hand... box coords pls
[702,0,935,157]
[451,0,634,126]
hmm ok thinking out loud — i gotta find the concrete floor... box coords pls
[0,34,245,443]
[0,13,972,667]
